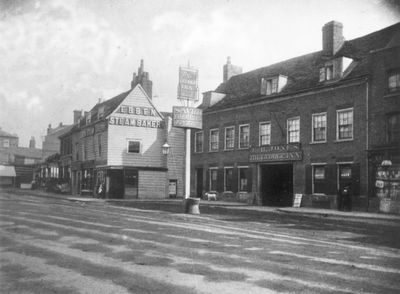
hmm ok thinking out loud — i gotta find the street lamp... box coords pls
[162,142,170,155]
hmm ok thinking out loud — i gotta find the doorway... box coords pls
[261,164,293,206]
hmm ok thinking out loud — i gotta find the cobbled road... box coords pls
[1,191,400,294]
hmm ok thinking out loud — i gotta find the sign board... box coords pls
[173,106,202,129]
[293,194,303,208]
[177,67,199,101]
[249,144,302,162]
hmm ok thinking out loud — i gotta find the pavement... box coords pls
[2,187,400,222]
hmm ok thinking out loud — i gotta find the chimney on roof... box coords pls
[73,110,83,124]
[29,136,36,149]
[47,124,52,134]
[131,59,153,99]
[223,56,242,83]
[322,21,344,56]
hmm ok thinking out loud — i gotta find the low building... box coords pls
[65,62,185,199]
[191,21,400,213]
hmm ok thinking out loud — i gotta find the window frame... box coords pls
[336,108,354,141]
[312,163,326,194]
[311,112,327,143]
[239,124,250,149]
[209,128,219,152]
[388,69,400,93]
[259,121,271,146]
[287,116,300,144]
[238,166,249,192]
[224,126,235,150]
[126,139,141,154]
[194,131,204,153]
[209,167,218,191]
[387,112,400,143]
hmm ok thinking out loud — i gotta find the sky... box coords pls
[0,0,399,148]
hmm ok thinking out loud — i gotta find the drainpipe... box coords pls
[365,78,369,211]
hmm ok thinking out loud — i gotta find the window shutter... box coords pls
[351,163,361,196]
[305,165,312,194]
[232,168,238,193]
[217,168,224,193]
[247,168,253,192]
[205,169,210,191]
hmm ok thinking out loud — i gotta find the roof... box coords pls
[89,90,132,118]
[0,146,42,159]
[205,22,400,112]
[0,128,18,138]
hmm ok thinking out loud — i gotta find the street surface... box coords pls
[1,191,400,294]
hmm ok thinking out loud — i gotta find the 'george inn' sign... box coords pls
[249,144,303,162]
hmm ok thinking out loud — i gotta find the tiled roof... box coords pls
[89,90,132,118]
[0,128,18,138]
[206,22,400,112]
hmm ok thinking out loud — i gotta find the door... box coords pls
[261,164,293,206]
[196,168,203,198]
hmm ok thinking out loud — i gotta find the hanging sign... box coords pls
[177,66,199,101]
[173,106,202,129]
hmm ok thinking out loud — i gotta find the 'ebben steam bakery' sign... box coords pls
[108,105,162,128]
[249,144,302,162]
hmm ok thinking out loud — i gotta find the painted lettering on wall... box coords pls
[249,144,303,162]
[109,116,162,128]
[117,105,156,116]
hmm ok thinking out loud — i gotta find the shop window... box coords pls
[210,168,218,191]
[287,117,300,143]
[337,108,353,141]
[224,126,235,150]
[259,122,271,146]
[238,167,249,191]
[127,140,141,153]
[312,113,327,142]
[195,131,203,153]
[388,69,400,93]
[224,168,233,191]
[313,165,326,194]
[209,129,219,151]
[387,113,400,143]
[239,124,250,149]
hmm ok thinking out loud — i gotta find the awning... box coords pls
[0,165,16,177]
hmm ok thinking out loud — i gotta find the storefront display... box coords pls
[375,164,400,213]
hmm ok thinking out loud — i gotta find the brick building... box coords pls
[61,61,185,199]
[191,21,400,212]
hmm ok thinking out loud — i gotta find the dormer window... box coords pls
[261,75,287,95]
[388,69,400,93]
[319,65,333,82]
[86,112,91,124]
[98,106,105,119]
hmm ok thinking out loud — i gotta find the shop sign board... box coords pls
[293,194,303,208]
[108,104,163,128]
[172,106,202,129]
[249,144,302,162]
[178,67,199,101]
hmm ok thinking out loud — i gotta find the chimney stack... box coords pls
[29,136,36,149]
[131,59,153,99]
[47,124,52,134]
[322,21,344,56]
[223,56,242,83]
[73,110,83,124]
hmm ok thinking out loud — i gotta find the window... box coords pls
[319,65,334,82]
[287,117,300,143]
[86,112,91,124]
[388,70,400,93]
[195,131,203,153]
[337,108,353,140]
[224,126,235,150]
[224,168,233,191]
[239,124,250,149]
[261,77,278,95]
[3,139,10,148]
[259,122,271,146]
[238,167,249,191]
[82,140,87,160]
[75,143,79,161]
[210,168,218,191]
[313,165,326,194]
[97,134,102,157]
[209,129,219,151]
[127,140,141,153]
[388,113,400,143]
[312,113,327,142]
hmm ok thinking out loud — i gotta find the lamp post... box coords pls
[162,142,170,155]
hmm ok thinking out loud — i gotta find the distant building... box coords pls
[42,123,73,160]
[0,127,18,148]
[191,21,400,213]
